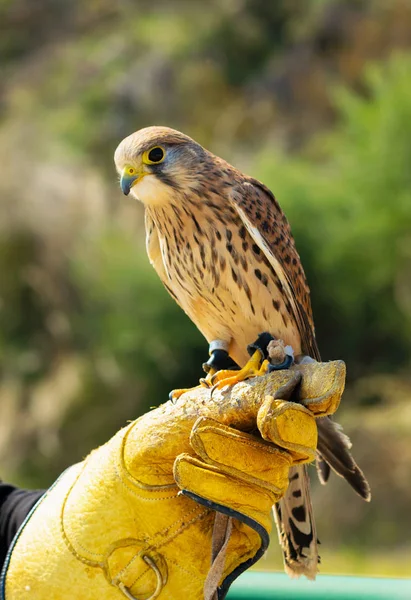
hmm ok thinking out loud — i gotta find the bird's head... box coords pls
[114,126,207,206]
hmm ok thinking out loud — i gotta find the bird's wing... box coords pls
[229,181,370,493]
[230,180,321,577]
[229,179,370,578]
[229,179,321,360]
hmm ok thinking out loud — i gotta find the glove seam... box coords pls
[195,424,292,457]
[112,552,149,587]
[147,505,211,549]
[178,464,276,520]
[59,463,181,567]
[163,556,205,586]
[177,452,288,497]
[153,508,211,551]
[115,457,180,502]
[60,462,108,563]
[121,510,212,590]
[120,424,179,492]
[60,472,210,572]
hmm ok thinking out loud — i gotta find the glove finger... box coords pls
[292,360,346,416]
[190,417,292,493]
[173,453,279,533]
[257,398,317,464]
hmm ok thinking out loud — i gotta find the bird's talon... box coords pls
[207,350,266,391]
[210,381,231,397]
[210,368,232,386]
[169,384,206,401]
[169,388,187,402]
[210,383,219,398]
[171,350,278,402]
[170,368,217,401]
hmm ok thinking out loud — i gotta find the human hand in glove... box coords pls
[2,361,344,600]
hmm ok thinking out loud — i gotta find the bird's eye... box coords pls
[145,146,165,164]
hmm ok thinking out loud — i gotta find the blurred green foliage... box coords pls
[258,54,411,377]
[1,0,411,577]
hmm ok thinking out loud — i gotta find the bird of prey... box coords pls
[114,126,370,579]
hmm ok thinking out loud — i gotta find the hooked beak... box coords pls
[120,170,139,196]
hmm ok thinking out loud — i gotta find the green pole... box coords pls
[227,572,411,600]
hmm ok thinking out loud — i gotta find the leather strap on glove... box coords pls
[1,361,344,600]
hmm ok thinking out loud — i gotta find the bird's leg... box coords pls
[210,349,269,391]
[199,348,239,388]
[202,347,240,374]
[210,332,294,391]
[169,340,238,401]
[210,332,274,390]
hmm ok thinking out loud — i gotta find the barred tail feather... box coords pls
[273,465,319,580]
[317,417,371,502]
[316,456,331,484]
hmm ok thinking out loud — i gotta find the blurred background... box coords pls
[1,0,411,578]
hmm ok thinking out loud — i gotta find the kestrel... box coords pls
[114,126,370,579]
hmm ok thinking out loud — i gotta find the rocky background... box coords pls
[1,0,411,576]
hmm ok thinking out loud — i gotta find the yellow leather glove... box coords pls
[2,361,344,600]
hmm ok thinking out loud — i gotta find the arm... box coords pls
[0,484,44,570]
[1,362,344,600]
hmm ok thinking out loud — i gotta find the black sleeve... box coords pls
[0,483,45,571]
